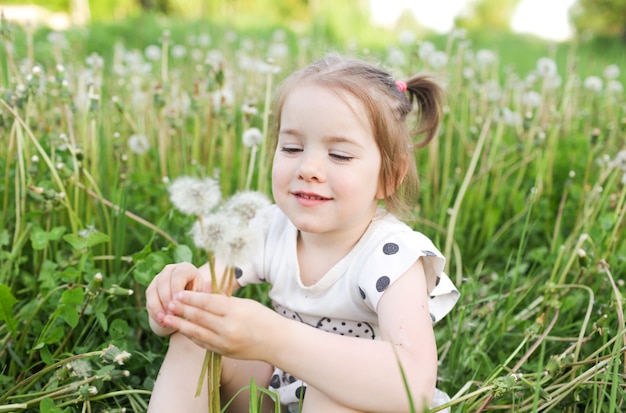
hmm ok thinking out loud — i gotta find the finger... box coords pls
[174,291,230,316]
[162,313,220,352]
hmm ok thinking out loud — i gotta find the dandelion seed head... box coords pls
[428,51,448,70]
[198,33,211,47]
[476,49,496,68]
[607,80,623,94]
[145,45,161,61]
[128,134,150,155]
[584,76,603,92]
[68,359,92,378]
[398,30,416,46]
[268,42,289,60]
[536,57,557,78]
[222,191,271,224]
[191,213,235,252]
[418,41,435,61]
[169,176,222,216]
[113,350,132,365]
[172,44,187,59]
[604,64,620,79]
[522,90,542,108]
[216,224,263,267]
[242,127,264,147]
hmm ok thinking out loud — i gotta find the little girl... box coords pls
[146,55,460,413]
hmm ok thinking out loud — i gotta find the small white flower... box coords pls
[603,64,620,79]
[128,134,150,155]
[168,176,222,216]
[536,57,557,78]
[387,48,406,67]
[584,76,603,92]
[242,127,264,147]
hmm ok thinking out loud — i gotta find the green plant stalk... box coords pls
[1,100,80,233]
[444,117,490,280]
[257,69,274,195]
[549,284,594,370]
[1,350,101,402]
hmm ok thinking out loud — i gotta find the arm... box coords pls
[164,258,437,412]
[271,258,437,412]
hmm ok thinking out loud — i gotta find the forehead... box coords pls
[280,83,371,130]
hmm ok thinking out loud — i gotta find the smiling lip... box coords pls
[292,191,332,205]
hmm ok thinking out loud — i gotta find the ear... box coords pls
[376,157,408,200]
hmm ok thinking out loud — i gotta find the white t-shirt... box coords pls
[237,205,460,341]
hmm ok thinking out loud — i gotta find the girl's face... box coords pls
[272,84,383,239]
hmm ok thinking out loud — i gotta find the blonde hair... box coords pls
[270,55,445,217]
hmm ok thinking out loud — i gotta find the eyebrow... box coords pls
[278,128,364,148]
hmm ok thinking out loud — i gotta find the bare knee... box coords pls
[221,358,274,413]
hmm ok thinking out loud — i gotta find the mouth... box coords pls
[293,192,332,201]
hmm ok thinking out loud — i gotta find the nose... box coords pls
[297,152,325,182]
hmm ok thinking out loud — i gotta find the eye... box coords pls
[330,152,353,162]
[280,146,302,154]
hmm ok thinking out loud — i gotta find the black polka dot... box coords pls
[287,374,296,384]
[422,250,436,256]
[234,267,243,278]
[295,385,306,399]
[359,287,366,299]
[376,276,390,292]
[430,313,436,322]
[270,374,280,388]
[435,276,441,286]
[383,243,399,255]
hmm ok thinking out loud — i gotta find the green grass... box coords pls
[0,13,624,412]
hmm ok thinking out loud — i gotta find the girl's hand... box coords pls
[146,262,206,336]
[162,291,280,361]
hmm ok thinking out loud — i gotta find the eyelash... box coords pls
[280,147,353,162]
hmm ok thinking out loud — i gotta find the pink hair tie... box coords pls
[396,80,407,92]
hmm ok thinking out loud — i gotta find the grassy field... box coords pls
[0,13,625,412]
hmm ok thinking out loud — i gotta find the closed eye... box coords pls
[330,153,353,162]
[280,146,302,154]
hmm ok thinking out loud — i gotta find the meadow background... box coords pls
[0,1,625,412]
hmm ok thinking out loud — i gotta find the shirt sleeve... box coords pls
[357,229,460,323]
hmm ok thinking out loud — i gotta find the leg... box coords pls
[148,332,275,413]
[148,332,209,413]
[221,357,275,413]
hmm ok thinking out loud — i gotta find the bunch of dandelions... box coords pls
[168,176,270,411]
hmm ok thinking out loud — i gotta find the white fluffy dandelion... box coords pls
[418,41,436,61]
[604,64,620,79]
[536,57,557,78]
[145,45,161,61]
[168,176,222,216]
[128,134,150,155]
[242,127,264,147]
[216,224,263,267]
[191,212,236,253]
[584,76,603,92]
[221,191,271,224]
